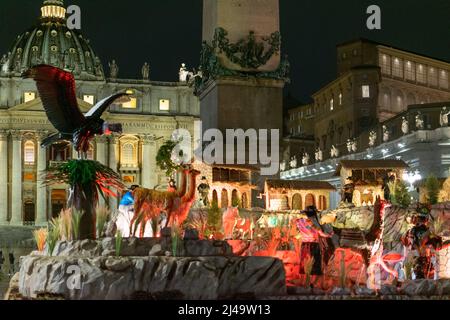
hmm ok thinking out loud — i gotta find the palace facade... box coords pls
[0,0,200,226]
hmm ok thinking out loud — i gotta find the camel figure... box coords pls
[130,168,200,237]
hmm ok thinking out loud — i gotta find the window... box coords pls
[428,67,438,86]
[392,57,403,78]
[24,92,36,103]
[83,95,95,105]
[440,70,449,89]
[405,61,415,81]
[362,85,370,98]
[417,64,426,83]
[339,93,343,105]
[379,54,391,75]
[122,97,137,109]
[383,93,390,108]
[121,143,136,165]
[159,99,170,111]
[330,99,334,111]
[24,141,35,165]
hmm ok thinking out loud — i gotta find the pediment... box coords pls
[9,98,94,113]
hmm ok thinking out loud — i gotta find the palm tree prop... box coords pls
[44,160,126,239]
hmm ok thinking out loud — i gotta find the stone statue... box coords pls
[289,156,297,169]
[109,60,118,79]
[347,139,353,153]
[179,63,190,82]
[280,161,286,172]
[383,125,390,142]
[302,153,310,166]
[0,54,7,65]
[440,107,450,127]
[401,117,409,135]
[315,148,323,162]
[94,57,103,76]
[415,112,424,130]
[351,140,358,152]
[330,145,339,158]
[368,131,377,147]
[141,62,150,80]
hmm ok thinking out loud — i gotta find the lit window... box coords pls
[330,99,334,111]
[440,70,448,89]
[83,95,95,105]
[392,58,403,78]
[428,67,438,86]
[339,93,343,105]
[24,141,35,165]
[362,85,370,98]
[122,97,137,109]
[417,64,426,83]
[121,143,136,165]
[379,54,391,75]
[159,99,170,111]
[405,61,415,81]
[24,92,36,103]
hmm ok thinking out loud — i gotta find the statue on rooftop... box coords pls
[369,130,377,147]
[179,63,190,82]
[289,156,297,169]
[383,125,390,142]
[330,145,339,158]
[315,148,323,162]
[109,60,118,79]
[440,107,450,127]
[401,117,409,135]
[141,62,150,80]
[415,112,424,130]
[302,153,310,166]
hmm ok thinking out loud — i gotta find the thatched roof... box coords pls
[335,160,409,176]
[265,179,336,191]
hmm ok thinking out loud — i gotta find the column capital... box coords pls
[95,135,108,144]
[140,134,157,145]
[9,130,23,141]
[35,130,50,143]
[0,129,8,141]
[108,133,121,145]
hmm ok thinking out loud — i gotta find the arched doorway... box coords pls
[292,194,302,210]
[51,189,67,218]
[241,192,248,209]
[305,193,315,208]
[231,189,239,207]
[318,195,327,210]
[24,201,35,224]
[281,195,289,210]
[212,190,218,207]
[221,189,229,208]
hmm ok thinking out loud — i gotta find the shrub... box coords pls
[205,201,222,239]
[47,218,61,256]
[425,174,440,205]
[388,180,411,208]
[71,209,83,240]
[33,228,48,252]
[96,206,110,239]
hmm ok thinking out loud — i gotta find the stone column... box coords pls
[108,134,120,210]
[35,131,48,226]
[141,134,158,189]
[96,136,107,207]
[10,130,23,225]
[0,130,8,225]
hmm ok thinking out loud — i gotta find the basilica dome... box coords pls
[0,0,104,80]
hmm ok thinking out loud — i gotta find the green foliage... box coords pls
[96,206,110,239]
[115,230,123,257]
[156,140,182,177]
[47,218,61,256]
[388,180,411,208]
[205,201,222,238]
[425,174,440,205]
[71,209,83,240]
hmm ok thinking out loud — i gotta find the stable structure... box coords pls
[335,160,409,206]
[264,179,336,211]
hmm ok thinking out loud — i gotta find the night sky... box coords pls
[0,0,449,104]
